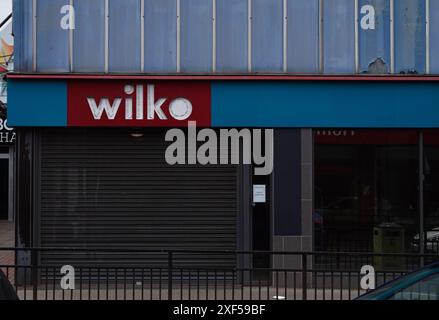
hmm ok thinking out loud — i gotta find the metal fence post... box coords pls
[31,249,38,301]
[302,253,307,300]
[168,251,173,300]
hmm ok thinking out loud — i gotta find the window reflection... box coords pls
[314,130,419,254]
[423,130,439,254]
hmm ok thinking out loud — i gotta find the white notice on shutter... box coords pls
[253,185,266,203]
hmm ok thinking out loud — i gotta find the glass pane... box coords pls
[422,130,439,256]
[314,130,419,259]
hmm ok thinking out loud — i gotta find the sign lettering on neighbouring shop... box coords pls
[0,118,15,144]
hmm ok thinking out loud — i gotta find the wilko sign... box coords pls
[68,81,211,127]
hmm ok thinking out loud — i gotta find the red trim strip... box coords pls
[7,73,439,82]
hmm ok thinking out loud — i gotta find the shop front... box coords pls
[7,76,439,271]
[8,78,301,271]
[0,103,15,222]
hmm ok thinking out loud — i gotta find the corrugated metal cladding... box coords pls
[12,0,437,74]
[39,129,238,268]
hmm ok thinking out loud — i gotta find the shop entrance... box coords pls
[0,157,8,220]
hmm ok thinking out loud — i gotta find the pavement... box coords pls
[15,287,364,301]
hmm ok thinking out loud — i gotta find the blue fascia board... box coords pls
[7,79,67,126]
[211,81,439,128]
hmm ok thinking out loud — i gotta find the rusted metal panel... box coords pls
[359,0,391,74]
[394,0,426,74]
[323,0,356,74]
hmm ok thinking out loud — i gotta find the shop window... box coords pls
[314,130,419,253]
[422,130,439,254]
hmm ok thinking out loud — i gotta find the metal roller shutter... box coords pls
[39,128,239,269]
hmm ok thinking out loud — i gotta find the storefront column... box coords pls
[272,129,313,286]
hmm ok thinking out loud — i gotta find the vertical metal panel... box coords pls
[32,0,36,71]
[216,0,248,72]
[141,0,145,71]
[108,0,141,72]
[252,0,283,72]
[12,0,34,72]
[283,0,287,72]
[429,0,439,74]
[180,0,213,72]
[426,0,430,74]
[212,0,216,72]
[73,0,105,72]
[354,0,359,72]
[247,0,252,72]
[287,0,319,73]
[36,0,69,72]
[144,0,177,73]
[177,0,181,72]
[359,0,391,73]
[323,0,355,74]
[68,0,73,71]
[104,0,109,73]
[394,0,426,74]
[319,0,323,73]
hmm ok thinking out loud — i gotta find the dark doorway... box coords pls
[0,159,8,220]
[252,171,271,281]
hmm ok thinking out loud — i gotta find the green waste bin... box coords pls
[373,223,405,271]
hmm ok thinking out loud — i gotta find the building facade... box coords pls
[8,0,439,271]
[1,13,15,223]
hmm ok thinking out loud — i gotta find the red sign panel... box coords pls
[68,80,211,127]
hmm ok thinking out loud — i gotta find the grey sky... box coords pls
[0,0,12,25]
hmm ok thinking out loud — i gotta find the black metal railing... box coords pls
[0,248,437,300]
